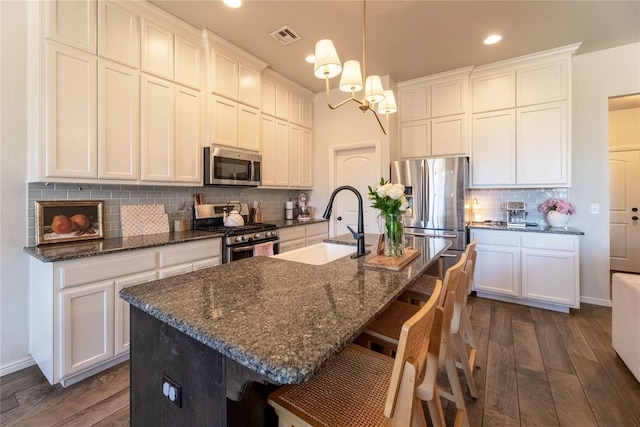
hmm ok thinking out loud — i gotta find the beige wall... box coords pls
[609,107,640,151]
[312,76,398,235]
[0,0,31,374]
[571,42,640,305]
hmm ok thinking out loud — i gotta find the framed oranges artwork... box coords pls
[35,200,104,245]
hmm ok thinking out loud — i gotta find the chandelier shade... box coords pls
[364,75,385,103]
[378,90,397,114]
[314,39,342,79]
[339,60,364,93]
[312,0,396,134]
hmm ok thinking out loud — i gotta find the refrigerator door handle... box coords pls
[405,231,459,239]
[440,253,458,258]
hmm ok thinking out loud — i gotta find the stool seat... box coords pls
[269,344,394,427]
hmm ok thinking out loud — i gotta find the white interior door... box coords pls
[333,144,381,237]
[610,150,640,273]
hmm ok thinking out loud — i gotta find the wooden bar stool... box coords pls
[357,256,469,423]
[268,281,443,427]
[358,253,476,423]
[399,240,479,390]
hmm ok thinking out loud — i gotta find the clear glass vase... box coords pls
[383,212,405,257]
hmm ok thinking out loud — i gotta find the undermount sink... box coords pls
[271,242,356,265]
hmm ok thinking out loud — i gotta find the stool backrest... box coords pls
[464,238,478,295]
[384,279,443,420]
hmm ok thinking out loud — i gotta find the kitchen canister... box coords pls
[174,219,187,232]
[285,200,294,220]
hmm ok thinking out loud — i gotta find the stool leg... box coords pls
[453,331,478,398]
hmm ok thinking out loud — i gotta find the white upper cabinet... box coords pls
[261,77,277,117]
[301,128,313,188]
[238,104,260,152]
[239,64,260,108]
[98,1,139,68]
[275,84,290,121]
[471,71,516,113]
[517,59,568,107]
[399,86,430,122]
[206,32,266,108]
[516,102,567,185]
[289,124,303,188]
[399,120,430,159]
[174,35,203,90]
[397,67,471,158]
[431,114,467,157]
[45,42,97,179]
[211,49,238,100]
[469,43,579,188]
[45,0,97,53]
[431,79,467,118]
[98,59,139,180]
[140,74,174,181]
[140,18,174,81]
[471,110,516,186]
[210,94,238,147]
[174,85,202,183]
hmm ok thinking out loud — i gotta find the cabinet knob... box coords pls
[633,216,639,221]
[632,207,638,212]
[337,216,343,221]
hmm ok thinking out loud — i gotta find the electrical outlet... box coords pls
[162,374,182,408]
[590,203,600,214]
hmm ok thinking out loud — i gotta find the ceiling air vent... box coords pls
[270,26,302,46]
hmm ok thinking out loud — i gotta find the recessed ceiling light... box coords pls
[305,55,315,64]
[484,34,502,45]
[223,0,242,8]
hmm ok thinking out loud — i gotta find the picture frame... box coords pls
[35,200,105,245]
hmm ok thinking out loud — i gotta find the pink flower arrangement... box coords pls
[538,198,576,215]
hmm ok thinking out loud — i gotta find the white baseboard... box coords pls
[0,355,36,377]
[580,296,612,307]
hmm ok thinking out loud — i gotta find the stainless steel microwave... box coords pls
[204,147,261,187]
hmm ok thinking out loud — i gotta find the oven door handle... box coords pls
[230,239,280,253]
[231,246,257,253]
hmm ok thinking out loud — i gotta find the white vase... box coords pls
[547,211,570,227]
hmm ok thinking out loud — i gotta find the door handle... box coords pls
[337,216,342,221]
[632,207,638,212]
[633,216,639,221]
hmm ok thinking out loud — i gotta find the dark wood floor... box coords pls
[1,298,638,426]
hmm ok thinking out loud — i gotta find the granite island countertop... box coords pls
[23,230,224,262]
[468,222,584,235]
[119,236,451,385]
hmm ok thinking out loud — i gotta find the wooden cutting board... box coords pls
[364,248,420,271]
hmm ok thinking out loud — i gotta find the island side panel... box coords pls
[130,307,226,426]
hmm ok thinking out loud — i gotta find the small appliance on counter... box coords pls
[506,201,528,227]
[297,193,312,221]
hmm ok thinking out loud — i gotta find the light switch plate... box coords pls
[590,203,600,214]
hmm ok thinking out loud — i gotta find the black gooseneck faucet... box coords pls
[323,186,370,258]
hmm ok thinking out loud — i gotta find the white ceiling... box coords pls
[150,0,640,93]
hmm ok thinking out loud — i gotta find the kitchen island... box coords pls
[119,235,450,426]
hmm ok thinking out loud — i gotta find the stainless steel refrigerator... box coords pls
[391,157,469,272]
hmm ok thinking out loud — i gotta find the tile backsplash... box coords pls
[469,188,570,224]
[27,183,304,245]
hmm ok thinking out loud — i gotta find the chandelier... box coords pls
[313,0,396,135]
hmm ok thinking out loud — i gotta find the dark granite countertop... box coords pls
[119,236,451,385]
[468,223,584,235]
[23,230,223,262]
[270,218,328,228]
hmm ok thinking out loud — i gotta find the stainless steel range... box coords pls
[193,203,279,263]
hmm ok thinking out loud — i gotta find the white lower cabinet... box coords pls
[114,271,157,356]
[278,222,328,253]
[471,229,580,312]
[29,238,221,386]
[60,280,114,378]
